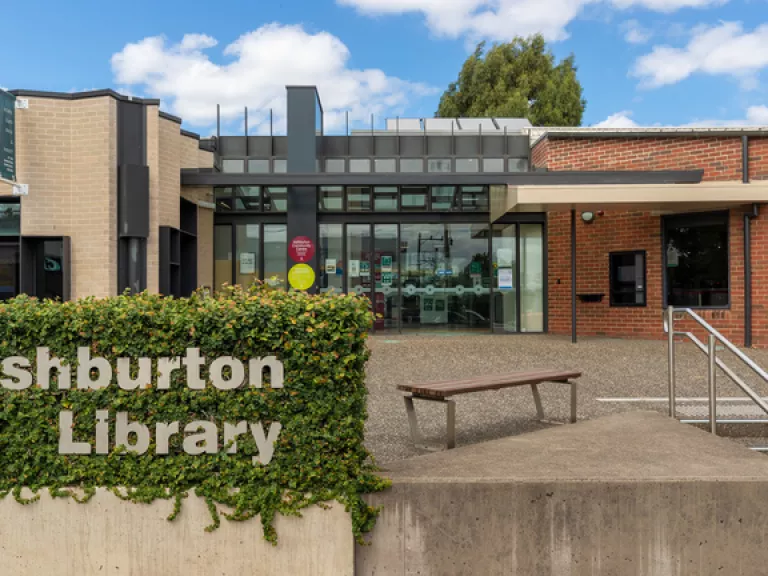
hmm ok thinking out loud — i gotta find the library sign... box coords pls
[0,347,283,464]
[0,89,15,181]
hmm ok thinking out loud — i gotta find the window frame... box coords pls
[662,210,730,310]
[609,250,647,308]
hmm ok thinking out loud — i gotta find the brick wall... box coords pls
[536,134,768,347]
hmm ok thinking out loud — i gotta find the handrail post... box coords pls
[708,334,717,435]
[667,306,676,418]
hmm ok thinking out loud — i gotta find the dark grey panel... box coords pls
[118,164,150,238]
[117,100,146,166]
[374,136,398,156]
[273,137,288,156]
[400,136,425,157]
[349,136,373,157]
[507,136,530,157]
[427,136,452,156]
[183,169,703,187]
[61,236,72,301]
[322,136,348,156]
[219,137,247,157]
[248,137,272,156]
[454,135,479,156]
[287,185,319,292]
[482,136,505,156]
[287,87,318,173]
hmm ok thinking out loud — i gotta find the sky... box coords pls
[2,0,767,135]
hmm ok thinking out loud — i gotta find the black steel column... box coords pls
[571,209,577,344]
[743,134,756,347]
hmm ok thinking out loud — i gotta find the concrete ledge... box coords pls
[0,489,353,576]
[357,412,768,575]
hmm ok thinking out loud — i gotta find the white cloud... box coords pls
[337,0,726,42]
[111,24,436,132]
[633,22,768,88]
[622,20,652,44]
[594,110,639,127]
[684,105,768,126]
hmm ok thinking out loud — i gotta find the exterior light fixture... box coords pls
[581,211,596,224]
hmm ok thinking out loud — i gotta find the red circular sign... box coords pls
[289,236,315,263]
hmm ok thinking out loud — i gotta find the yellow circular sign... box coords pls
[288,264,316,291]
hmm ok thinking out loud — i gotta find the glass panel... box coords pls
[234,186,261,210]
[319,224,344,294]
[0,243,19,301]
[401,224,444,329]
[42,240,64,300]
[214,187,233,211]
[346,224,372,302]
[400,158,423,173]
[264,224,287,289]
[401,186,427,211]
[520,224,544,332]
[492,224,517,333]
[461,186,489,212]
[445,223,491,330]
[374,224,399,331]
[214,225,232,291]
[508,158,529,172]
[610,252,646,306]
[374,187,398,211]
[263,187,287,212]
[319,186,344,211]
[374,158,396,173]
[427,158,452,173]
[0,203,20,236]
[456,158,480,173]
[325,158,345,173]
[665,213,728,307]
[273,159,287,173]
[483,158,505,172]
[248,159,270,173]
[221,159,245,173]
[349,158,371,173]
[235,224,260,288]
[346,186,371,211]
[430,186,458,211]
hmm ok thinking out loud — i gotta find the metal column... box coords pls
[571,209,577,344]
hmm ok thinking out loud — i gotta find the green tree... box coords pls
[436,35,585,126]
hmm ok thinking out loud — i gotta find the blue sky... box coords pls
[2,0,767,134]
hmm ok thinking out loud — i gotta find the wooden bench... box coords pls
[398,369,582,451]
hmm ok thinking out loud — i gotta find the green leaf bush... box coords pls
[0,284,389,542]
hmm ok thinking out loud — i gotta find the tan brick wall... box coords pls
[180,135,200,169]
[145,106,161,293]
[158,117,181,229]
[198,149,214,169]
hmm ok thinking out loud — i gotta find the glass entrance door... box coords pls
[374,224,398,331]
[0,242,19,301]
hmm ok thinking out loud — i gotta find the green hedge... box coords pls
[0,284,388,542]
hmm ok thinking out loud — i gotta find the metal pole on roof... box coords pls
[270,109,273,137]
[571,209,577,344]
[216,104,220,140]
[244,107,249,156]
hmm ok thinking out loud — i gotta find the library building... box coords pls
[2,86,768,345]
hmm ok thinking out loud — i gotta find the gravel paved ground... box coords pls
[364,333,768,464]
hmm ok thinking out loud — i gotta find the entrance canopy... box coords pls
[491,181,768,222]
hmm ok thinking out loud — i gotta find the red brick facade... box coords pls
[533,134,768,347]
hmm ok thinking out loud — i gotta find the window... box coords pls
[319,186,344,211]
[263,187,287,212]
[428,158,451,173]
[665,212,729,308]
[214,187,233,211]
[483,158,505,173]
[609,251,646,307]
[273,159,287,173]
[233,186,261,210]
[400,158,423,173]
[247,159,270,173]
[374,158,396,173]
[455,158,480,173]
[325,158,345,173]
[347,186,371,211]
[0,202,21,236]
[460,186,489,212]
[221,159,245,173]
[401,186,427,211]
[373,187,398,211]
[430,186,457,211]
[508,158,529,172]
[349,158,371,173]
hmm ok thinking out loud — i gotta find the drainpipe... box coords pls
[743,135,758,348]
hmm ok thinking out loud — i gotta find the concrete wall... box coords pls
[0,489,353,576]
[357,480,768,576]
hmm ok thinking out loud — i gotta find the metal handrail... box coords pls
[664,306,768,434]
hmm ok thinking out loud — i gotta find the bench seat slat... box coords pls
[397,370,581,398]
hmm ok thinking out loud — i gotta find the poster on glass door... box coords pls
[498,268,514,291]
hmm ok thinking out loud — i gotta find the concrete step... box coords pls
[682,419,768,437]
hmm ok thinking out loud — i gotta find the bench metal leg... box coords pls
[531,384,545,420]
[570,381,578,423]
[403,394,456,451]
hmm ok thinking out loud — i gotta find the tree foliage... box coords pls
[437,35,585,126]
